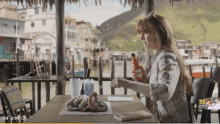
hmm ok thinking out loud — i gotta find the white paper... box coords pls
[107,96,133,101]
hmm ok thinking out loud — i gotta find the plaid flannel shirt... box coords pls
[145,50,190,123]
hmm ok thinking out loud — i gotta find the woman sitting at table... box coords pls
[111,12,193,123]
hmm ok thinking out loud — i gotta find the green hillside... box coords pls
[106,1,220,51]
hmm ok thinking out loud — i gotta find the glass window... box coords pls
[34,8,39,14]
[10,43,16,52]
[37,48,40,52]
[42,20,46,26]
[31,22,35,27]
[72,34,76,39]
[1,24,7,33]
[68,26,75,31]
[14,26,20,34]
[1,24,7,29]
[46,49,49,53]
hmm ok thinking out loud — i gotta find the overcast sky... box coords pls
[11,0,132,27]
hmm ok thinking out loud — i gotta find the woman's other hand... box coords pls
[111,77,121,88]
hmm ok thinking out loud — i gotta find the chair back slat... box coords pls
[0,85,30,123]
[187,94,196,123]
[200,80,216,123]
[0,95,9,123]
[191,78,210,104]
[211,67,220,82]
[0,85,25,110]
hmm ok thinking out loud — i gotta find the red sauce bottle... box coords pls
[131,53,145,81]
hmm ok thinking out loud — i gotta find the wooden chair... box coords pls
[199,66,220,123]
[0,85,30,123]
[0,68,33,116]
[187,93,196,123]
[190,77,211,120]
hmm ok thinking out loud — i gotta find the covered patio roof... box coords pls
[6,0,146,11]
[2,0,199,96]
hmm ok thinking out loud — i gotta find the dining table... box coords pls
[25,95,160,123]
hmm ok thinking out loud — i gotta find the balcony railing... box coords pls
[177,46,193,49]
[0,29,25,37]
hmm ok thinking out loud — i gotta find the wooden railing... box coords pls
[3,53,220,114]
[68,55,152,109]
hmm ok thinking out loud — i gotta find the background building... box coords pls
[0,2,31,59]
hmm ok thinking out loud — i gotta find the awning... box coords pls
[0,35,33,40]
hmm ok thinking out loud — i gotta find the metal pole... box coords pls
[30,21,33,59]
[80,27,82,47]
[50,40,52,75]
[16,22,18,54]
[88,27,91,59]
[55,0,65,95]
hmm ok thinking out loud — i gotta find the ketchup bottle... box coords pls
[131,53,145,81]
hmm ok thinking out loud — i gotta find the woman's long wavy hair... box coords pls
[136,12,192,95]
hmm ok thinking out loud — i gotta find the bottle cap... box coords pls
[131,53,135,57]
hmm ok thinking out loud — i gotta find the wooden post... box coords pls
[72,55,75,78]
[99,57,103,95]
[16,53,22,91]
[202,65,206,78]
[144,0,154,110]
[55,0,65,95]
[210,66,213,79]
[111,58,115,95]
[32,82,36,114]
[16,53,20,77]
[37,82,41,110]
[123,56,127,95]
[81,57,88,95]
[146,0,154,16]
[136,56,141,99]
[83,58,88,71]
[44,63,47,77]
[215,57,218,67]
[45,82,50,103]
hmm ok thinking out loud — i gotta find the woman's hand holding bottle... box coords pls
[131,53,145,82]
